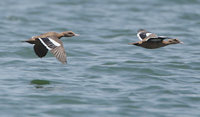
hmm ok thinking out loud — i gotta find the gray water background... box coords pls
[0,0,200,117]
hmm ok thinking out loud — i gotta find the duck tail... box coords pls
[21,40,35,44]
[128,42,139,46]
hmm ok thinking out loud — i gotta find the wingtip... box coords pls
[61,61,67,64]
[137,29,147,33]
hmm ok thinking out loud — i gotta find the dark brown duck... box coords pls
[129,29,183,49]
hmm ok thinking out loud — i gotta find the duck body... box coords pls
[25,32,69,44]
[132,41,168,49]
[129,29,183,49]
[23,31,79,64]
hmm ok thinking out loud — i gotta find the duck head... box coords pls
[61,31,79,37]
[167,39,183,44]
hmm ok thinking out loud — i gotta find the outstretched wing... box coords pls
[37,37,67,64]
[137,31,153,40]
[50,46,67,64]
[146,38,165,42]
[141,33,168,42]
[33,43,48,58]
[157,36,171,39]
[145,35,170,42]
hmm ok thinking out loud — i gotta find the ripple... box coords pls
[1,0,200,117]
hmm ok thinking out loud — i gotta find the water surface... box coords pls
[0,0,200,117]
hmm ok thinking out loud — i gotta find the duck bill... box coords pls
[180,41,184,44]
[74,34,80,36]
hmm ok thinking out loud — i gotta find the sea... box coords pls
[0,0,200,117]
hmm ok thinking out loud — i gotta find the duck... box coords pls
[129,29,183,49]
[22,31,79,64]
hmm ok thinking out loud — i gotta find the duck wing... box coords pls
[33,42,48,58]
[137,30,154,40]
[37,37,67,64]
[144,33,169,42]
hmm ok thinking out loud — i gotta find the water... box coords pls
[0,0,200,116]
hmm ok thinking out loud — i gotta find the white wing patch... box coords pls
[158,36,169,39]
[146,33,152,37]
[49,38,61,46]
[38,37,61,51]
[137,32,153,41]
[137,32,142,40]
[38,38,52,50]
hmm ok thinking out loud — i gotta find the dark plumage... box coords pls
[23,31,79,64]
[129,29,183,49]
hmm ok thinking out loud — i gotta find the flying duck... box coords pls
[23,31,79,64]
[129,29,183,49]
